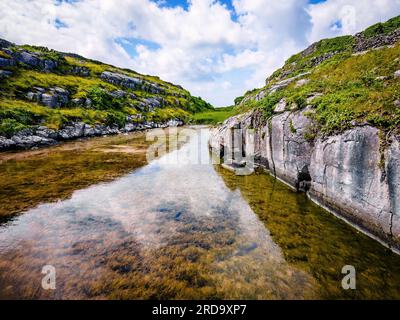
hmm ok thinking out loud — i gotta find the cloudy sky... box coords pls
[1,0,400,106]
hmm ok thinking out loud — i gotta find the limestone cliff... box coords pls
[210,16,400,252]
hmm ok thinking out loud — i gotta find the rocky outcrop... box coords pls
[0,119,184,152]
[101,71,165,94]
[9,50,58,72]
[210,111,400,252]
[26,87,70,108]
[354,28,400,53]
[0,57,15,68]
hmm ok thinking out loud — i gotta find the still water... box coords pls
[0,127,399,299]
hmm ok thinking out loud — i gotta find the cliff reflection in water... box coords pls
[0,128,399,299]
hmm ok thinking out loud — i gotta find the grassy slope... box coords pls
[235,15,400,137]
[0,43,213,136]
[191,106,238,125]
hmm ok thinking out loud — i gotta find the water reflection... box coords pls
[0,128,399,299]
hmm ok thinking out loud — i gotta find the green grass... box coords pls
[191,106,237,124]
[0,41,213,137]
[234,15,400,137]
[239,42,400,136]
[362,15,400,38]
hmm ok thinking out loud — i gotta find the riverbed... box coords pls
[0,127,399,299]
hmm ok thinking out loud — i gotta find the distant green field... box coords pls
[191,106,236,124]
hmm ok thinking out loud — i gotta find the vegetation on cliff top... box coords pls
[0,41,213,136]
[235,15,400,137]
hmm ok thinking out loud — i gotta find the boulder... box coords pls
[109,90,127,98]
[269,72,311,93]
[10,134,56,149]
[0,57,15,68]
[394,70,400,79]
[15,51,41,68]
[0,136,16,151]
[70,66,90,77]
[35,126,59,140]
[26,91,42,102]
[58,122,86,140]
[41,93,58,108]
[274,99,287,113]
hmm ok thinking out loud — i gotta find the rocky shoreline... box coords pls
[0,119,183,151]
[209,111,400,253]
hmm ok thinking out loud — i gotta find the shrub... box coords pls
[106,111,126,128]
[362,16,400,38]
[87,86,123,110]
[0,118,27,137]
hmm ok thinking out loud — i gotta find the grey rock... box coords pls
[0,57,15,68]
[274,99,287,113]
[85,98,92,108]
[254,90,267,102]
[309,127,399,248]
[354,28,400,53]
[26,91,42,102]
[0,70,12,78]
[33,87,45,93]
[0,39,14,49]
[16,51,41,68]
[122,123,137,132]
[101,71,165,94]
[83,125,96,137]
[295,79,310,88]
[70,66,90,77]
[142,97,164,110]
[43,59,57,72]
[394,70,400,79]
[58,122,86,140]
[35,126,59,140]
[0,136,16,150]
[269,72,311,93]
[109,90,127,98]
[395,100,400,108]
[11,134,56,149]
[210,110,400,250]
[71,98,85,107]
[41,93,58,108]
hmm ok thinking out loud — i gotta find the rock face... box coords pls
[354,28,400,52]
[101,71,165,94]
[210,112,400,251]
[309,127,399,248]
[10,50,58,72]
[26,87,70,108]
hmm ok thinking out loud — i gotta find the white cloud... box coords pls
[308,0,400,42]
[0,0,399,106]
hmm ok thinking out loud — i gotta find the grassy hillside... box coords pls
[0,40,213,137]
[235,15,400,137]
[191,106,237,124]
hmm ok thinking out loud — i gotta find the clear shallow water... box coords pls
[0,128,399,299]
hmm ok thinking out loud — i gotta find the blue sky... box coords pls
[1,0,400,106]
